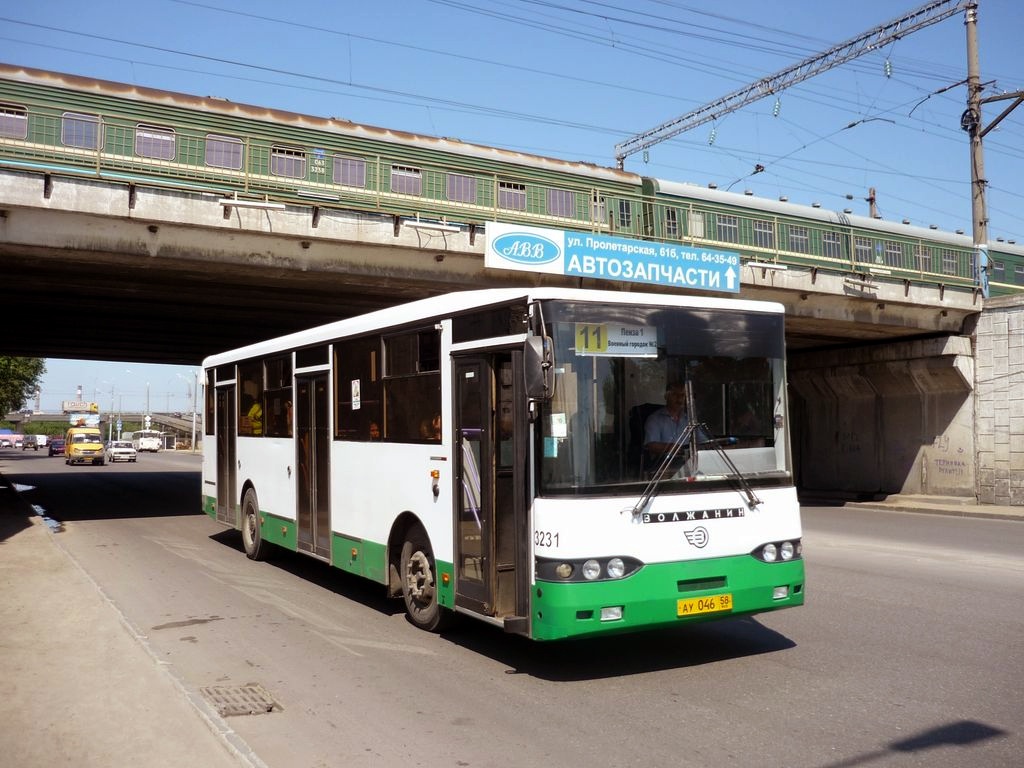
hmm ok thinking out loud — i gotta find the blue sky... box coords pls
[5,0,1022,411]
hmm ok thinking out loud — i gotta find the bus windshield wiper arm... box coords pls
[629,423,763,517]
[629,422,698,518]
[695,426,762,510]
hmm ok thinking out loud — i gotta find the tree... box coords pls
[0,357,46,414]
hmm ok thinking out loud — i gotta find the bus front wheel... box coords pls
[400,528,447,632]
[241,489,267,561]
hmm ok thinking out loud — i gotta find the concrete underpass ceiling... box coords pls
[5,248,967,366]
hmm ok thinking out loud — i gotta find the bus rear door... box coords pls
[215,386,237,525]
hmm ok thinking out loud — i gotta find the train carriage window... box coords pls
[206,134,243,170]
[498,181,526,211]
[62,112,101,150]
[716,214,739,243]
[1015,264,1024,285]
[939,248,959,276]
[822,231,842,259]
[788,225,810,253]
[391,165,422,195]
[753,220,775,249]
[447,173,476,203]
[854,236,873,263]
[271,145,307,178]
[664,207,679,238]
[688,210,705,239]
[916,246,932,272]
[0,104,27,139]
[135,124,175,160]
[884,241,902,267]
[334,155,366,187]
[990,260,1003,282]
[618,199,632,229]
[547,188,575,218]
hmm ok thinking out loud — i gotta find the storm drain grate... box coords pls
[199,683,282,717]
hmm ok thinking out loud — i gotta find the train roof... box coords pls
[647,178,987,248]
[0,63,640,186]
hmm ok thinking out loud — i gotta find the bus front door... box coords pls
[296,374,331,560]
[215,386,237,525]
[453,353,529,634]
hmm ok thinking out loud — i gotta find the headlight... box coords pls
[535,555,643,582]
[751,539,802,563]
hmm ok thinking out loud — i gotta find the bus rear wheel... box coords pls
[241,488,267,561]
[400,528,448,632]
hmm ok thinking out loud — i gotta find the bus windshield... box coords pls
[535,300,790,495]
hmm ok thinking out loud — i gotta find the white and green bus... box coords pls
[201,288,804,641]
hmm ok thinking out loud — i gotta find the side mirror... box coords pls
[524,335,554,400]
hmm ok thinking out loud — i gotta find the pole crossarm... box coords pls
[614,0,970,167]
[979,90,1024,137]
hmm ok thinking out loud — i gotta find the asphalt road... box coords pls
[4,449,1023,767]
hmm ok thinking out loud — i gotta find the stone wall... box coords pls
[974,295,1024,505]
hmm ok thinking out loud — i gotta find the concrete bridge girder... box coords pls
[0,168,983,363]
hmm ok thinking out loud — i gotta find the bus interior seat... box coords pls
[628,403,662,477]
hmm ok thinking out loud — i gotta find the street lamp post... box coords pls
[176,371,199,453]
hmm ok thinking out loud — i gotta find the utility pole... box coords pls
[962,1,1023,297]
[963,2,988,295]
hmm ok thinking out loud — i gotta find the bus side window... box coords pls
[238,360,264,436]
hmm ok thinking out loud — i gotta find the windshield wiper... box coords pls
[628,422,762,519]
[628,421,698,519]
[694,428,762,511]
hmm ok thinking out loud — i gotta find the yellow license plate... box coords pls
[677,593,733,617]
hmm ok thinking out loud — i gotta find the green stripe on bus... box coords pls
[531,555,804,641]
[259,512,296,550]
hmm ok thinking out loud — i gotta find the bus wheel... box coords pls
[400,528,446,632]
[241,489,267,561]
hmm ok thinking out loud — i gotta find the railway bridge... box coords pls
[0,164,1020,505]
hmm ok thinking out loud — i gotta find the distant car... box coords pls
[48,438,66,456]
[21,435,39,451]
[105,440,138,463]
[0,438,11,448]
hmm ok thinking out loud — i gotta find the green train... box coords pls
[1,63,1021,296]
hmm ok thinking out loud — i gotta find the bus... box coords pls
[201,288,804,641]
[131,429,163,452]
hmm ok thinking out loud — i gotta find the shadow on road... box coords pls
[446,615,797,681]
[208,526,797,679]
[812,719,1009,768]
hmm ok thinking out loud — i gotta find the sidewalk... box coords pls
[799,490,1024,522]
[0,476,260,768]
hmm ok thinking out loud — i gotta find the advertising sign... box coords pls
[485,222,740,293]
[68,413,100,427]
[62,400,99,413]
